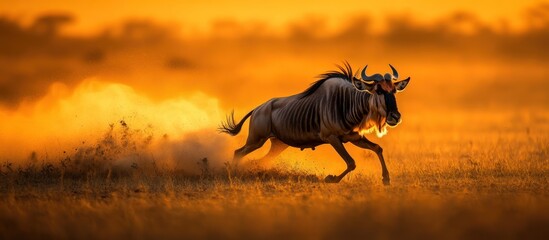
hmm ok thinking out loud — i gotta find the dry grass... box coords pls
[1,110,548,240]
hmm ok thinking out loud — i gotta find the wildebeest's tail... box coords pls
[218,110,253,136]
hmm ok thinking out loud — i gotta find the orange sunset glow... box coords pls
[0,1,548,239]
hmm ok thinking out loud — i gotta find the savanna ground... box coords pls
[1,109,548,239]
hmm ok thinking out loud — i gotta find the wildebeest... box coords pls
[219,63,410,184]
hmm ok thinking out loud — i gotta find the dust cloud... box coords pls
[0,79,234,174]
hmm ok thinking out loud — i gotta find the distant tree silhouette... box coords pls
[30,13,74,36]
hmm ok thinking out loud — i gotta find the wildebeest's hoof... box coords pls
[324,175,339,183]
[382,178,391,186]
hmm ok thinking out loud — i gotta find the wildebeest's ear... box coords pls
[395,77,410,92]
[352,77,375,93]
[363,82,376,93]
[352,77,364,89]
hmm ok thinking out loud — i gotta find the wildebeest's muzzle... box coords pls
[384,93,401,126]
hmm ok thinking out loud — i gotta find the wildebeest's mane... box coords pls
[299,61,354,99]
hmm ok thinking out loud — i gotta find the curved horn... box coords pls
[389,64,398,80]
[361,65,377,83]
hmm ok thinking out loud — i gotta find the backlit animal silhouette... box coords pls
[219,63,411,184]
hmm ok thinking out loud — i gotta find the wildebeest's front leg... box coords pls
[351,138,390,185]
[324,135,356,183]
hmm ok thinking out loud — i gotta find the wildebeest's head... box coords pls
[352,64,411,129]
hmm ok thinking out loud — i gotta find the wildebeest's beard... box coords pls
[356,93,388,138]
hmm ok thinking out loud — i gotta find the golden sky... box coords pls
[1,0,542,34]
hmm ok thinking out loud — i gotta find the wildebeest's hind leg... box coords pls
[260,138,288,161]
[324,135,356,183]
[232,102,273,166]
[351,138,390,185]
[233,137,268,166]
